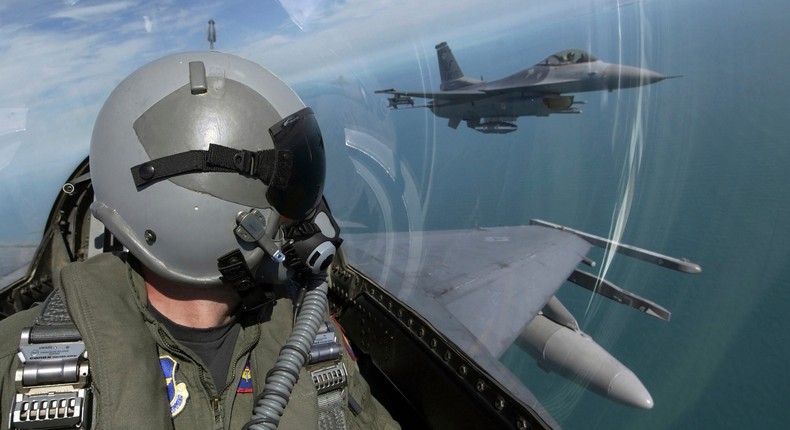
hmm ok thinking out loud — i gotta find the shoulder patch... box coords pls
[237,356,253,393]
[159,355,190,417]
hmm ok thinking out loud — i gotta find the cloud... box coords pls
[0,108,27,172]
[0,141,22,173]
[50,1,136,21]
[0,2,222,146]
[233,0,590,85]
[0,109,27,136]
[276,0,330,30]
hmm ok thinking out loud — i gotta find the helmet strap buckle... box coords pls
[217,249,274,311]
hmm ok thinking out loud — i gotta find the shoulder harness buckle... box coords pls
[308,321,349,430]
[9,290,92,430]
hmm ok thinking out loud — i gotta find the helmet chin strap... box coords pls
[216,249,274,312]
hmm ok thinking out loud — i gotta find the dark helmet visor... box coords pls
[267,107,326,220]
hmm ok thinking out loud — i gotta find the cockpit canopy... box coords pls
[541,49,599,66]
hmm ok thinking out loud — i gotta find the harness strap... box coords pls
[318,390,348,430]
[30,288,81,342]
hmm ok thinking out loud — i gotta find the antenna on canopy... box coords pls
[208,19,216,50]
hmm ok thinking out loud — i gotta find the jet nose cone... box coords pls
[605,64,675,89]
[608,370,654,409]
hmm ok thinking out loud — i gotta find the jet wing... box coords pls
[375,88,488,101]
[376,76,583,102]
[341,225,592,358]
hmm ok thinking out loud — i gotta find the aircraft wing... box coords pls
[375,88,488,101]
[341,225,592,358]
[376,77,584,103]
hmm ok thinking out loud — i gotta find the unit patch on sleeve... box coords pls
[159,355,190,417]
[237,356,253,393]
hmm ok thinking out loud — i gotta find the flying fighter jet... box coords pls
[376,42,678,133]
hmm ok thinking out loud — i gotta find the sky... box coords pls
[0,0,639,243]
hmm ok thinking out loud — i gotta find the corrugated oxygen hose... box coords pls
[242,278,328,430]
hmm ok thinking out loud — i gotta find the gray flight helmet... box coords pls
[90,51,323,287]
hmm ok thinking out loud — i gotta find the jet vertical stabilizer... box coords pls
[435,42,482,90]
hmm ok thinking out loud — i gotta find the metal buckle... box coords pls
[10,328,91,430]
[311,362,348,395]
[308,321,348,395]
[11,389,89,429]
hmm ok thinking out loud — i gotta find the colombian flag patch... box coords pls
[237,357,253,393]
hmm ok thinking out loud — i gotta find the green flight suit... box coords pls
[0,252,399,430]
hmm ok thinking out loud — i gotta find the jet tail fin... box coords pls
[435,42,482,90]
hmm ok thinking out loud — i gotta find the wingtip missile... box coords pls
[568,269,672,321]
[386,95,415,109]
[529,219,702,274]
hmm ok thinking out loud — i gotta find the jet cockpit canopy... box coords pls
[541,49,598,66]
